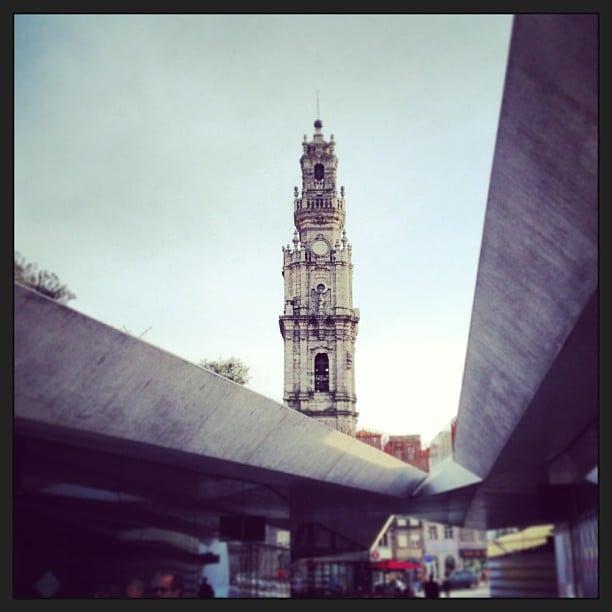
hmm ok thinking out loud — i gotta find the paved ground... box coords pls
[228,582,492,598]
[414,583,490,598]
[446,584,490,598]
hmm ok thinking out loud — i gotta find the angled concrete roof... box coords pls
[14,282,427,550]
[413,14,598,530]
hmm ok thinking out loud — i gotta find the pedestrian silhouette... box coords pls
[442,570,452,597]
[198,575,215,598]
[423,573,440,598]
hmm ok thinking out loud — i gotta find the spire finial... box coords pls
[314,91,323,132]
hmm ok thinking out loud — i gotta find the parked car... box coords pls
[448,570,478,589]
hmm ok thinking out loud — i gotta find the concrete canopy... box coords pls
[14,282,428,555]
[412,14,598,530]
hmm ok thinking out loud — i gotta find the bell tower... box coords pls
[279,119,359,436]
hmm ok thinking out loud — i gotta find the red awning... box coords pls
[371,560,422,570]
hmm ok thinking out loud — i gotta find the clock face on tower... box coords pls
[312,239,329,257]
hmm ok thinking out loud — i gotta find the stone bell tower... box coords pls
[279,119,360,436]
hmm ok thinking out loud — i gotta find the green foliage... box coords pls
[198,356,250,385]
[14,251,76,304]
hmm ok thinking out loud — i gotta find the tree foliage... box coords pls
[198,356,250,385]
[14,251,76,304]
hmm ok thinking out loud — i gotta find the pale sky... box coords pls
[14,14,514,446]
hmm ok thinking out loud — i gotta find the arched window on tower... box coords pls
[314,353,329,392]
[314,163,324,181]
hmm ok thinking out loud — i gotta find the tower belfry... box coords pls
[279,119,360,436]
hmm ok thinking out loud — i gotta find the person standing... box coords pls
[442,570,452,598]
[423,573,440,598]
[152,569,183,598]
[198,575,215,598]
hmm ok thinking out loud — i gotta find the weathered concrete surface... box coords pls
[14,282,427,549]
[449,14,597,528]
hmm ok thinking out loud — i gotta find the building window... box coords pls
[428,525,438,540]
[397,517,407,527]
[397,534,408,548]
[314,163,324,180]
[444,525,454,539]
[314,353,329,391]
[409,533,421,547]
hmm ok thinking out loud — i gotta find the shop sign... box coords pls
[459,548,487,559]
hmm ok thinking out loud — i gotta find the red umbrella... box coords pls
[371,560,422,570]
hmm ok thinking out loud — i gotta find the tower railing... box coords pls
[294,197,345,211]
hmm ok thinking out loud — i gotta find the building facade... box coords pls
[384,435,429,472]
[279,119,360,436]
[421,520,488,581]
[428,419,455,470]
[364,430,488,588]
[356,429,384,450]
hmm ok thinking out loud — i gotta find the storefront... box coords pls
[290,558,369,597]
[459,548,487,577]
[370,559,424,596]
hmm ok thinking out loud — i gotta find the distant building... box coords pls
[428,419,455,470]
[391,515,425,565]
[356,429,384,450]
[421,520,487,580]
[383,435,429,472]
[457,526,488,576]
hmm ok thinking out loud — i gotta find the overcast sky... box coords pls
[14,14,514,445]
